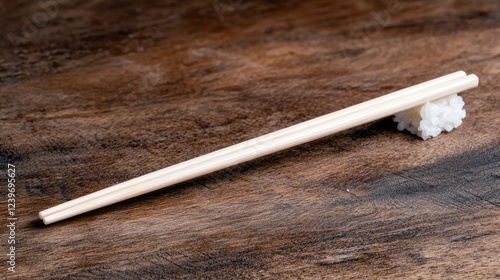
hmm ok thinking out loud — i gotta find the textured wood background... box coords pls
[1,0,499,279]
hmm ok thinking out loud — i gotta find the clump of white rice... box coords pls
[393,94,466,140]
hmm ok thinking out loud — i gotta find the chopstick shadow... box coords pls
[37,117,401,226]
[29,219,46,229]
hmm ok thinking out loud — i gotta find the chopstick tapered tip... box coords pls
[42,216,55,225]
[40,210,56,225]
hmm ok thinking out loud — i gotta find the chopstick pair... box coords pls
[39,71,479,224]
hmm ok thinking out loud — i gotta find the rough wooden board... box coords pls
[0,0,499,279]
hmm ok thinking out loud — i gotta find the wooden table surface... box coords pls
[1,0,499,279]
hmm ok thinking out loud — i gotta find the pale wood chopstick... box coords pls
[40,72,478,224]
[39,71,466,218]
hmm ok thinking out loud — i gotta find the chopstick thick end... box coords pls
[468,74,479,87]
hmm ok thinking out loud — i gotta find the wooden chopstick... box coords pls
[40,72,478,225]
[38,71,466,218]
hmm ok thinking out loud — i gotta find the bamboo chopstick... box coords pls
[39,71,466,218]
[40,72,478,225]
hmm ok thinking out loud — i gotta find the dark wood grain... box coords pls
[1,0,499,279]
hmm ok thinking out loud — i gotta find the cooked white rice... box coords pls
[393,94,466,140]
